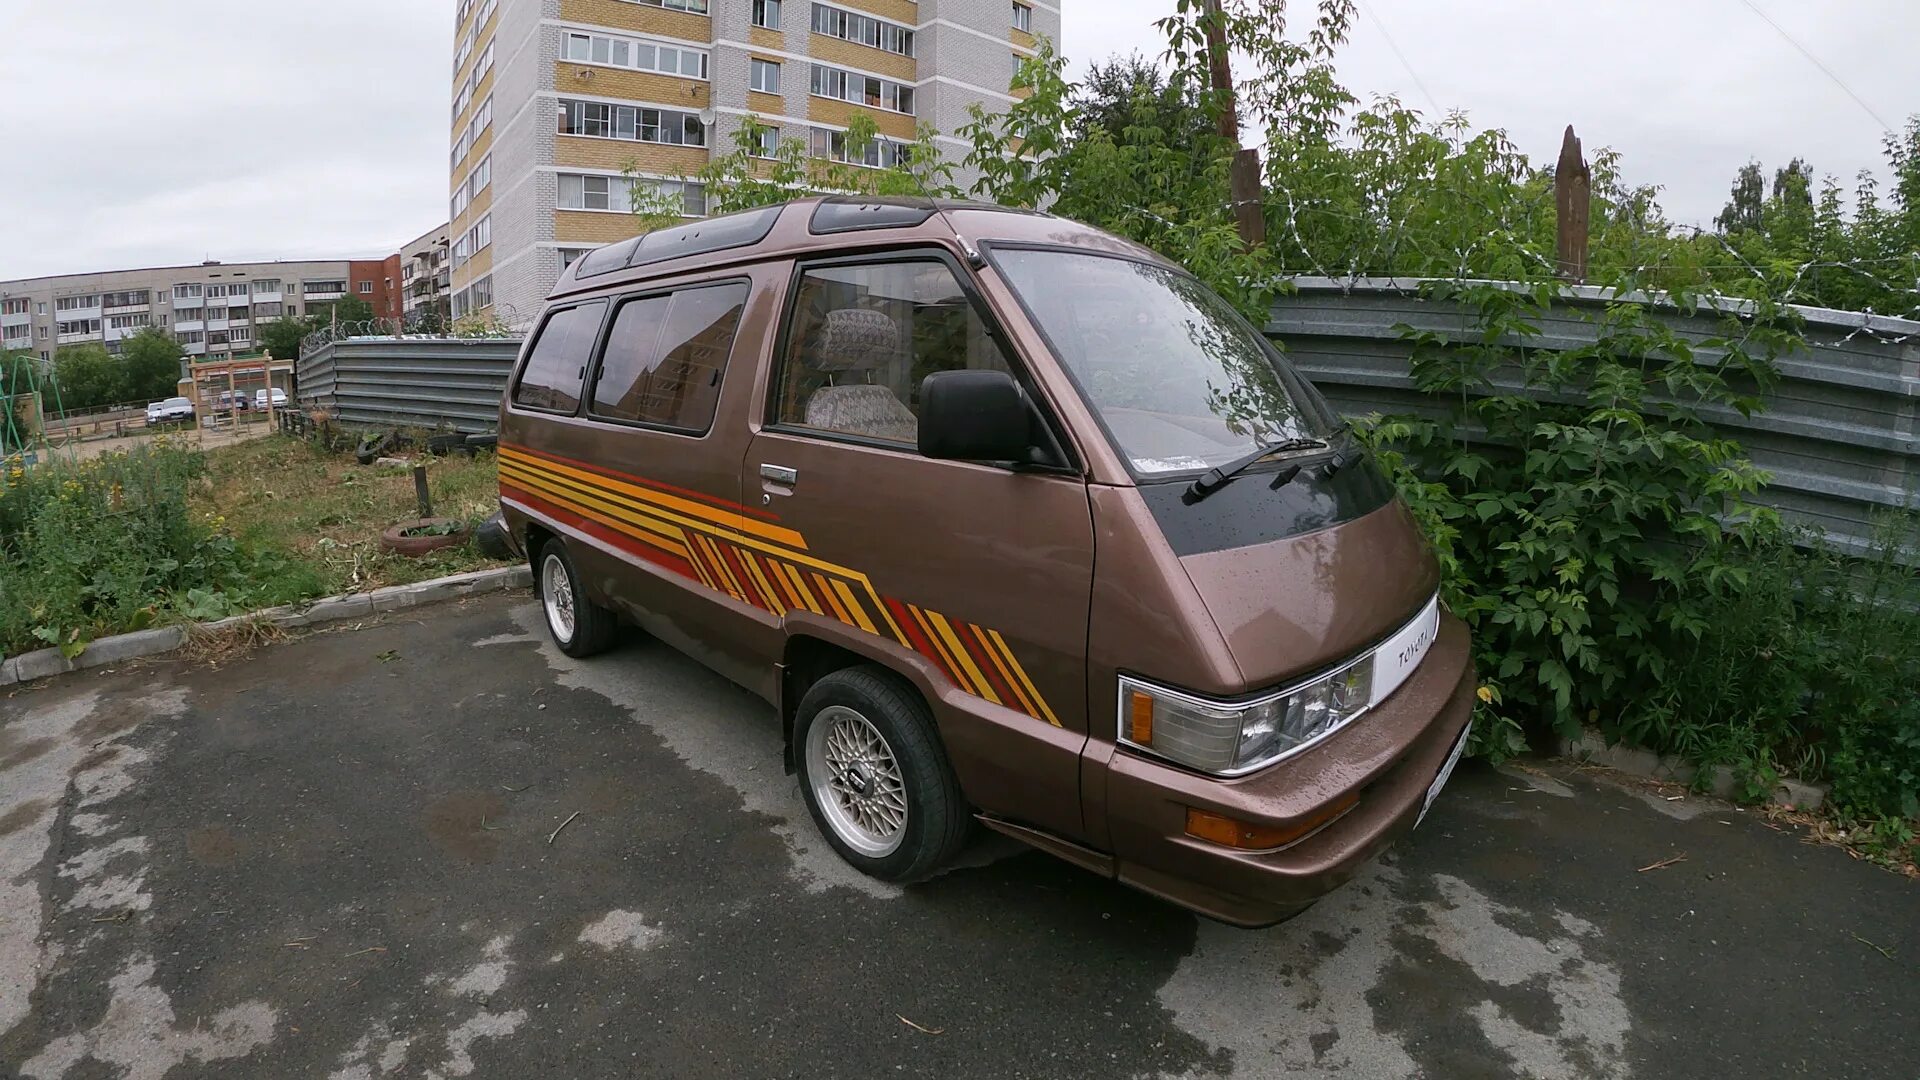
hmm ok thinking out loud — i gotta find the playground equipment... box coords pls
[0,351,65,461]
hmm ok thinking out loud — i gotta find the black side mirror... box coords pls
[917,370,1032,462]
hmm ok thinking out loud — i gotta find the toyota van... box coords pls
[497,197,1475,926]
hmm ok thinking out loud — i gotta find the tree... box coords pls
[119,327,185,403]
[51,344,121,410]
[1716,161,1765,234]
[258,315,315,362]
[312,295,374,325]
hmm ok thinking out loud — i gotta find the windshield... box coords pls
[992,248,1334,476]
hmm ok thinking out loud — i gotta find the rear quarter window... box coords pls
[591,282,749,433]
[512,301,607,413]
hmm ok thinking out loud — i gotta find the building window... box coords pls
[55,295,100,312]
[558,173,705,216]
[563,31,708,79]
[471,275,493,311]
[618,0,708,12]
[557,100,705,146]
[1013,1,1031,31]
[810,126,911,168]
[810,3,913,56]
[1,298,27,316]
[751,125,779,157]
[752,0,780,28]
[253,279,280,294]
[304,281,347,296]
[559,247,594,271]
[750,58,781,94]
[359,282,374,294]
[809,64,913,114]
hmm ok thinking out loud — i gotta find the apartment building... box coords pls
[400,222,453,325]
[1,259,362,364]
[446,0,1060,326]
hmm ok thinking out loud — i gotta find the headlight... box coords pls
[1119,593,1439,776]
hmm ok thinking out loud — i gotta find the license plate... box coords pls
[1417,724,1470,827]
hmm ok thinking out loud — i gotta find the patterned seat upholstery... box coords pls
[801,308,917,442]
[804,384,919,443]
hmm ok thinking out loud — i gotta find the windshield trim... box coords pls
[980,241,1335,485]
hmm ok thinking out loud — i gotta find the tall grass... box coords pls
[0,440,319,657]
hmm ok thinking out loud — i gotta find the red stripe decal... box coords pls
[952,622,1020,710]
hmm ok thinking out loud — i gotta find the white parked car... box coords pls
[145,397,195,427]
[253,387,289,410]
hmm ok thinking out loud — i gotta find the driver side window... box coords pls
[772,258,1012,447]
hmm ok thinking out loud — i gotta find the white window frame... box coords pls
[1013,1,1032,31]
[563,30,709,80]
[751,0,780,28]
[808,63,913,115]
[750,58,781,94]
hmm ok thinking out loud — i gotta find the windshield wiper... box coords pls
[1183,437,1330,503]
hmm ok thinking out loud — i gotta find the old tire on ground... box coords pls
[537,539,617,657]
[355,432,394,466]
[379,517,470,556]
[795,666,969,882]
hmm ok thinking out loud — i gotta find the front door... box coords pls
[740,251,1095,842]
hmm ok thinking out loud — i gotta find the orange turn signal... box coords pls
[1184,792,1360,851]
[1128,688,1155,746]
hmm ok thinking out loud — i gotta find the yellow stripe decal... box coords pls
[926,610,1000,706]
[506,449,1060,724]
[907,605,967,692]
[812,572,854,627]
[987,628,1058,727]
[829,579,879,636]
[502,447,808,550]
[780,563,824,616]
[976,622,1039,720]
[741,553,786,615]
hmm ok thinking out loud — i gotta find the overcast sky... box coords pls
[1,1,1914,281]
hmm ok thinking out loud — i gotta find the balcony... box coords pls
[57,329,103,346]
[252,290,282,303]
[174,317,204,332]
[103,301,150,316]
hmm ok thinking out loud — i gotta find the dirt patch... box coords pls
[423,791,508,865]
[186,826,247,867]
[0,798,53,839]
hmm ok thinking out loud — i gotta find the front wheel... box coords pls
[795,667,969,882]
[537,539,617,657]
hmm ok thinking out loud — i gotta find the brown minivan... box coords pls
[496,197,1475,926]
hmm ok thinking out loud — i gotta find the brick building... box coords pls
[445,0,1061,326]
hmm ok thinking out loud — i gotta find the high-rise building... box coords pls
[446,0,1060,326]
[0,259,366,364]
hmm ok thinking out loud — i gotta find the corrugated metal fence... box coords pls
[1268,277,1920,553]
[296,337,523,435]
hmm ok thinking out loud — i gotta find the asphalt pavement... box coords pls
[2,592,1915,1079]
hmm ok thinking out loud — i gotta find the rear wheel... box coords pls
[537,539,616,657]
[795,667,968,882]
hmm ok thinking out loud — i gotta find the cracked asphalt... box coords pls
[2,591,1916,1079]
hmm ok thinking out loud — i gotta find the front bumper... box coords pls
[1104,613,1477,927]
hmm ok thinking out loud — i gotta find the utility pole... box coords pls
[1202,0,1266,249]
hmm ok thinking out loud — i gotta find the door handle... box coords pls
[760,463,798,486]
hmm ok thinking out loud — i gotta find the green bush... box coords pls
[0,440,318,657]
[1359,280,1793,759]
[1627,516,1920,824]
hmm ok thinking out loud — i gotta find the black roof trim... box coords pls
[809,197,940,235]
[568,206,784,284]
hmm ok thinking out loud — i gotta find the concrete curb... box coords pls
[0,564,532,689]
[1559,731,1829,811]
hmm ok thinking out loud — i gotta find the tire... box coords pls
[795,666,969,882]
[536,539,617,657]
